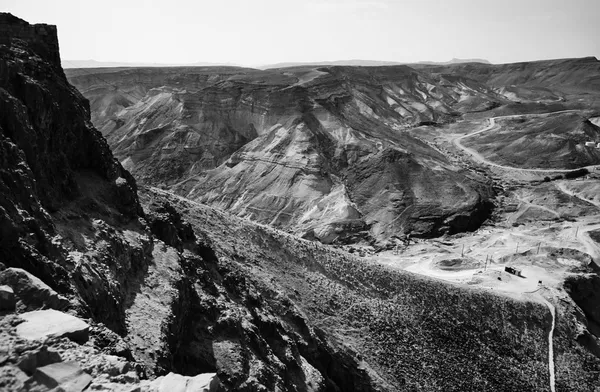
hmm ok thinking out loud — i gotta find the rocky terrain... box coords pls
[413,56,600,99]
[2,12,600,392]
[461,111,600,170]
[65,55,600,246]
[66,63,503,244]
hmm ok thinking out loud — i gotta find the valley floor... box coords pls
[373,109,600,297]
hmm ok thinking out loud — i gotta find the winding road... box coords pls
[451,110,600,392]
[539,296,556,392]
[453,110,599,174]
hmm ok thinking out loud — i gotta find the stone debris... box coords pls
[0,365,30,391]
[0,284,16,311]
[16,309,89,343]
[146,372,220,392]
[0,267,70,310]
[29,360,92,392]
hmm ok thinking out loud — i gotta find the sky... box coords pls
[4,0,600,66]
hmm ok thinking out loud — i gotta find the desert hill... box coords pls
[66,64,503,244]
[65,55,600,245]
[414,56,600,98]
[462,112,600,170]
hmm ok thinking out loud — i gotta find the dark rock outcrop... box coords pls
[565,273,600,334]
[0,13,141,295]
[0,268,70,311]
[0,13,390,391]
[145,200,196,252]
[0,285,15,311]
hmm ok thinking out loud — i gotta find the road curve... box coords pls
[453,110,599,174]
[539,296,556,392]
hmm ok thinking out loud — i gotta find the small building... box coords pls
[585,141,596,147]
[596,143,600,149]
[504,266,522,276]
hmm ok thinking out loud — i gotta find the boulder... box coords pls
[0,285,15,311]
[0,268,70,310]
[30,361,92,392]
[16,309,89,343]
[147,372,220,392]
[17,345,62,374]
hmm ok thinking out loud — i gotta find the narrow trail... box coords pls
[453,110,597,174]
[539,296,556,392]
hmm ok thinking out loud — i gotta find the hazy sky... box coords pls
[4,0,600,66]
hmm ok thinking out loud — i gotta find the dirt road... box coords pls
[453,110,598,174]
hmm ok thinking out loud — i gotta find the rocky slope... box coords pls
[462,112,600,170]
[414,56,600,103]
[0,13,381,391]
[142,186,600,391]
[2,13,600,391]
[66,64,502,244]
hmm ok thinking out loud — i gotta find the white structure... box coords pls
[585,141,596,147]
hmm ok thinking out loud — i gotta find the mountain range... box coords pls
[62,58,492,70]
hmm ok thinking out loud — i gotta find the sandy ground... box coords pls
[370,178,600,298]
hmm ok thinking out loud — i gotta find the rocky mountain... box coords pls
[259,60,406,69]
[63,60,239,69]
[2,12,600,392]
[413,56,600,102]
[259,58,491,70]
[66,64,504,244]
[462,112,600,170]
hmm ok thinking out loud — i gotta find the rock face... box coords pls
[0,268,70,311]
[29,361,92,392]
[0,285,15,310]
[0,12,395,391]
[66,64,500,243]
[0,13,141,293]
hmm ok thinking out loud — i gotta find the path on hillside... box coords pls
[539,296,556,392]
[453,110,598,174]
[554,182,600,265]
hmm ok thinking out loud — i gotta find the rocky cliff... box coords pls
[0,13,381,391]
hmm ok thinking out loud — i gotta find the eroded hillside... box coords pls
[66,64,505,244]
